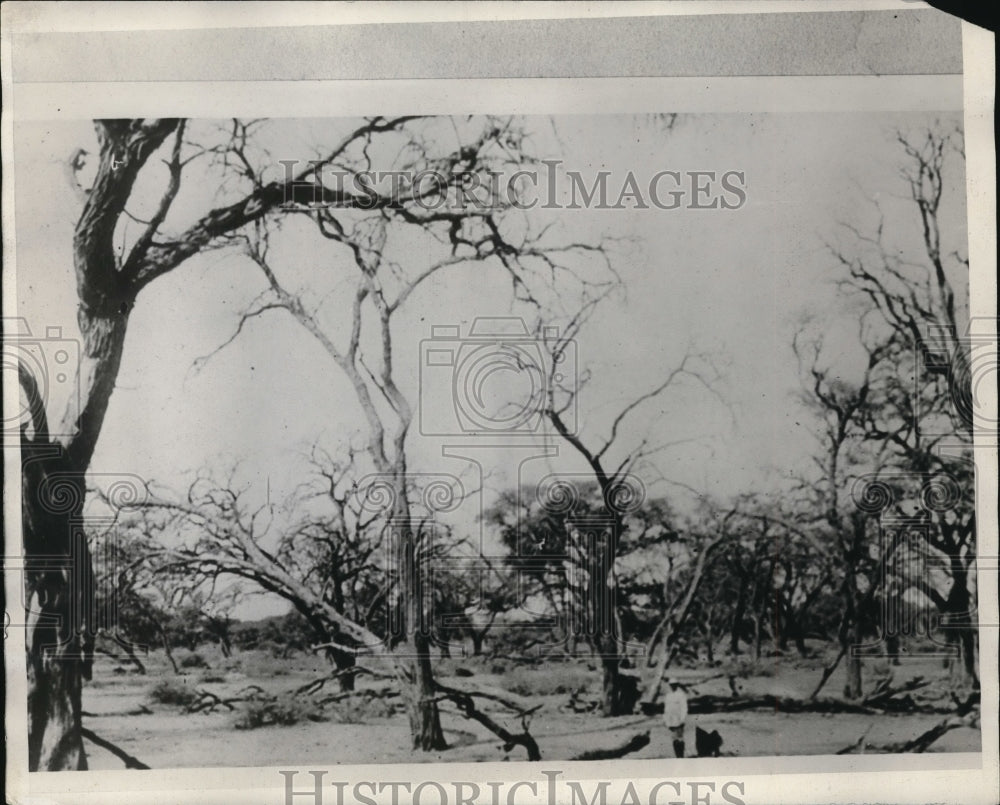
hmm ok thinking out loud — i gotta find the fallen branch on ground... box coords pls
[810,644,847,699]
[294,664,397,696]
[879,711,980,753]
[80,727,150,769]
[862,676,933,711]
[315,687,402,708]
[187,690,242,713]
[94,645,148,675]
[82,704,153,717]
[571,731,651,761]
[836,702,980,755]
[184,685,271,714]
[688,689,958,717]
[835,723,874,754]
[435,681,542,761]
[437,681,534,713]
[688,693,877,715]
[951,690,980,715]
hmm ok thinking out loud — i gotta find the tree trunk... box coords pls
[404,638,447,750]
[642,639,675,708]
[22,447,92,771]
[844,621,863,700]
[21,120,180,771]
[885,633,902,665]
[470,630,484,657]
[392,513,446,751]
[729,583,747,656]
[118,641,148,675]
[331,648,357,692]
[943,567,978,689]
[581,515,627,717]
[783,604,809,657]
[159,628,180,675]
[600,653,623,716]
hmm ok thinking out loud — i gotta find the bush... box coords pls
[328,694,396,723]
[179,651,210,669]
[148,678,199,707]
[233,696,323,730]
[235,649,290,678]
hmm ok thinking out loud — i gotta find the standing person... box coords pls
[663,678,688,758]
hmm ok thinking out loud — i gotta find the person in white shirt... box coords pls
[662,678,688,758]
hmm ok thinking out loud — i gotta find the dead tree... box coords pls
[18,116,434,770]
[793,330,892,699]
[193,117,616,748]
[832,124,977,689]
[538,299,727,715]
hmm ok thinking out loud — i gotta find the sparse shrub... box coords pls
[233,696,322,730]
[200,672,227,684]
[179,651,210,669]
[236,649,290,678]
[148,678,199,707]
[328,694,395,723]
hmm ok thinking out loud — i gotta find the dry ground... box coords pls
[81,646,980,770]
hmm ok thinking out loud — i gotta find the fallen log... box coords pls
[439,682,534,713]
[81,704,153,717]
[688,694,878,715]
[571,731,651,761]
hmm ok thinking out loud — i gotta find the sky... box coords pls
[11,110,968,617]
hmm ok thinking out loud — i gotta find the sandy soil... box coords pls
[81,649,980,771]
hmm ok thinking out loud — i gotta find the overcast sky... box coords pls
[12,110,967,617]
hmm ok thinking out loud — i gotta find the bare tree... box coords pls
[195,116,615,748]
[17,116,449,769]
[533,297,726,714]
[829,124,978,689]
[792,328,892,699]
